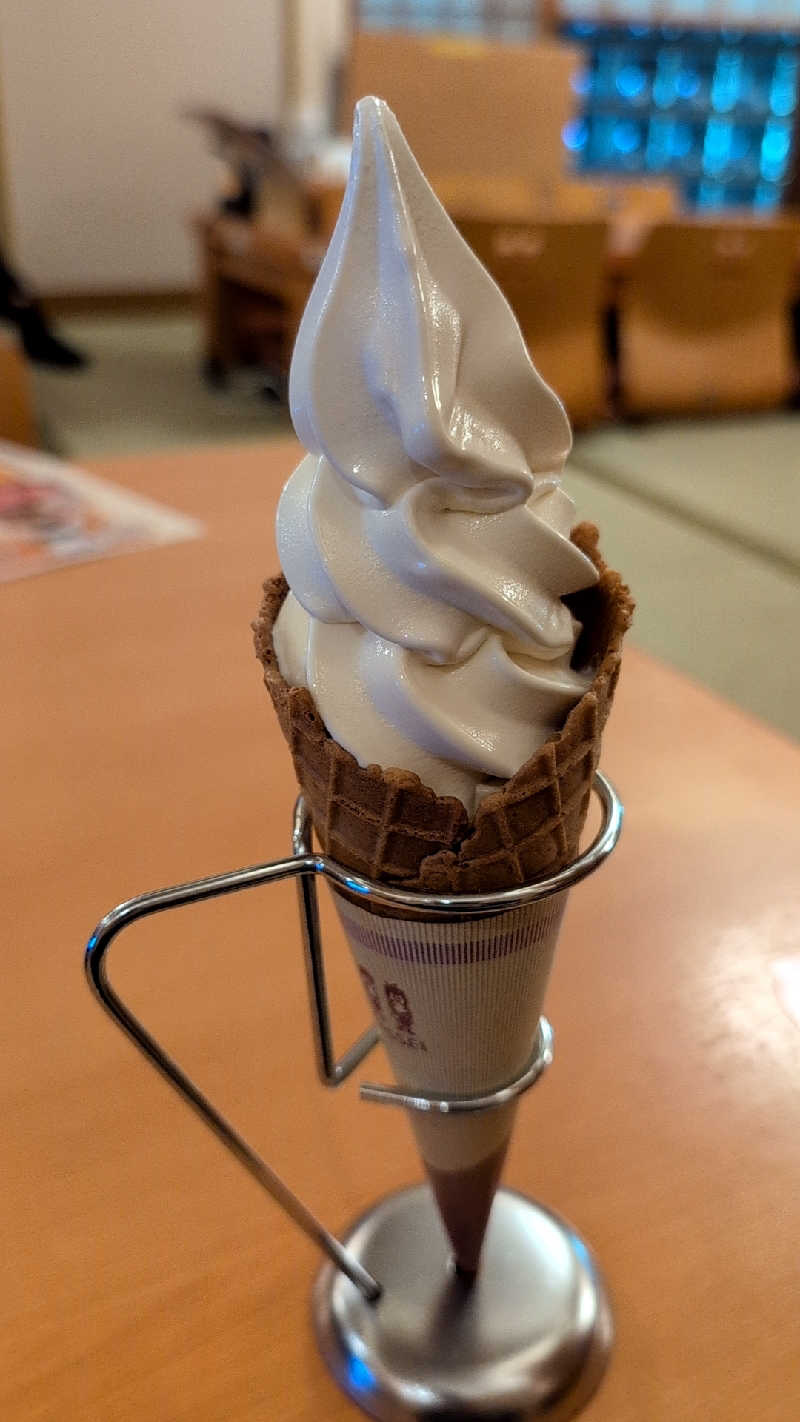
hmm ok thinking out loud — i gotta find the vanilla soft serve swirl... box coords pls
[273,97,598,814]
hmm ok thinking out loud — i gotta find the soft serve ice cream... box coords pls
[273,96,598,815]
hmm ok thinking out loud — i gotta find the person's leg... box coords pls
[0,250,30,305]
[0,246,88,368]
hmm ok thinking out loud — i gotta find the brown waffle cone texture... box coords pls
[253,523,633,897]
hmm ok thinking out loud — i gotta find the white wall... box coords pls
[0,0,283,292]
[286,0,348,139]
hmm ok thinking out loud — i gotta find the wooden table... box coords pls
[3,439,799,1422]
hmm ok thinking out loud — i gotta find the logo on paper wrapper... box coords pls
[357,969,427,1051]
[358,967,383,1019]
[385,982,415,1038]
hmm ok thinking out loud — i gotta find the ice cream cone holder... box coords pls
[86,773,623,1421]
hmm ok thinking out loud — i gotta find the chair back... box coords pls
[432,173,537,222]
[312,182,346,242]
[554,178,678,220]
[457,217,610,426]
[618,218,800,415]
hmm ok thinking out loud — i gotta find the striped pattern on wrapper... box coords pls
[333,887,567,1271]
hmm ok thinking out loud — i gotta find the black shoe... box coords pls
[13,303,89,369]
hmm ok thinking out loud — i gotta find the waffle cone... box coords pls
[252,523,633,897]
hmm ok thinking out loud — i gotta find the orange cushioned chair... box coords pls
[617,218,800,416]
[457,217,610,427]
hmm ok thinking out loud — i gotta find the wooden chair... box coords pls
[617,219,800,417]
[432,174,537,222]
[0,331,37,446]
[456,217,610,427]
[195,215,317,388]
[311,182,346,242]
[553,177,678,221]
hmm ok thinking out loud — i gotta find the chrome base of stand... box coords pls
[313,1185,613,1421]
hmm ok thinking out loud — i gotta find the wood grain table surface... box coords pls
[3,439,799,1422]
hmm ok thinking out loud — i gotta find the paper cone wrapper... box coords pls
[333,886,567,1271]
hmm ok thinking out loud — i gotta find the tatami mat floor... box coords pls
[31,311,800,741]
[574,415,800,576]
[31,312,292,458]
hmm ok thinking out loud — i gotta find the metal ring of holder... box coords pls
[85,772,622,1307]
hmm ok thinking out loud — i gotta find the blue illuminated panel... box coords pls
[357,1,533,41]
[560,22,800,210]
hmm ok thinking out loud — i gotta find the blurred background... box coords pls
[1,0,798,736]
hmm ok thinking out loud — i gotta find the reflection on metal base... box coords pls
[313,1185,613,1421]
